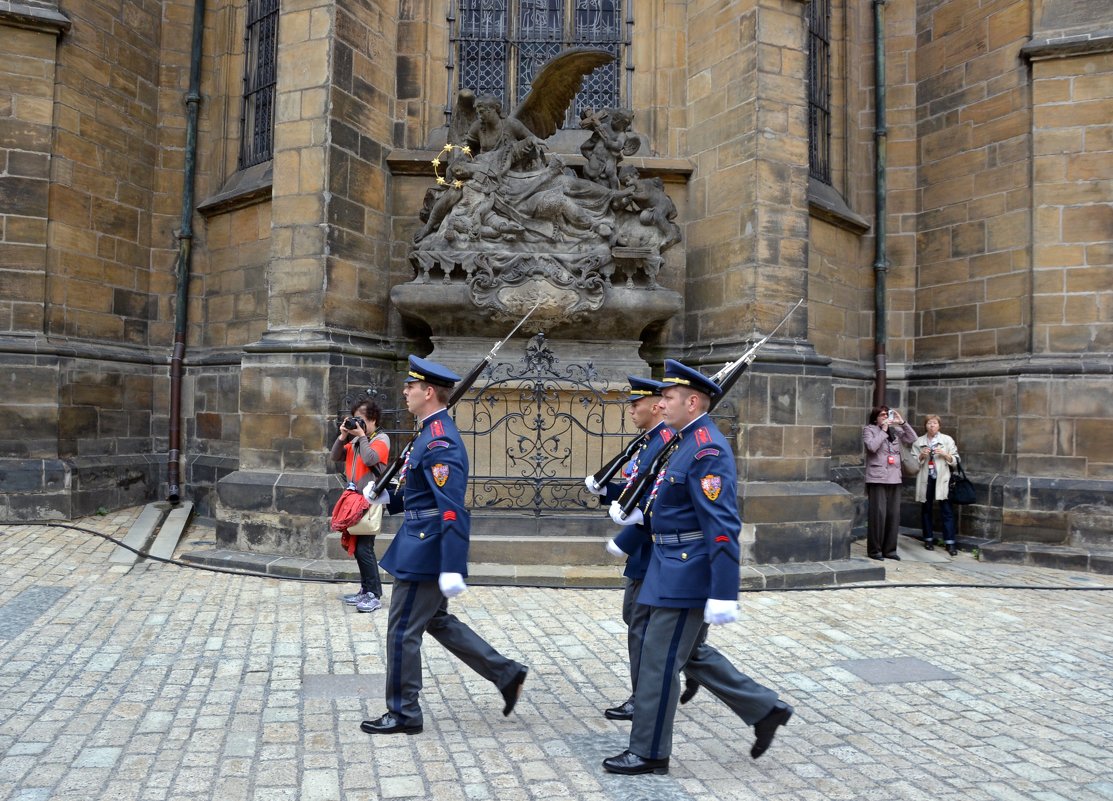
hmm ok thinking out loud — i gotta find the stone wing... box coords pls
[512,47,615,140]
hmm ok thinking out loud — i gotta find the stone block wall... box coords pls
[1030,48,1113,355]
[327,0,396,335]
[912,0,1032,362]
[0,10,65,506]
[0,20,57,336]
[45,0,163,345]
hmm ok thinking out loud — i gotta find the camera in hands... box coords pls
[343,416,366,431]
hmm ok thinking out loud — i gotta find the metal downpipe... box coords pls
[872,0,888,408]
[167,0,206,504]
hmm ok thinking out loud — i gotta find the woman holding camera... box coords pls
[331,399,390,612]
[862,406,917,560]
[911,414,959,556]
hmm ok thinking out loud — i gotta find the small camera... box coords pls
[886,411,894,422]
[343,416,366,430]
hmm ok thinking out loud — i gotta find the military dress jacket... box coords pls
[607,422,674,580]
[636,413,741,609]
[379,408,470,582]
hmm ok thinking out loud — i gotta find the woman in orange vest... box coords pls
[331,399,390,612]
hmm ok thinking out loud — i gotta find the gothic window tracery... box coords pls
[239,0,279,168]
[807,0,832,184]
[453,1,626,129]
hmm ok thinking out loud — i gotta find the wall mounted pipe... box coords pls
[167,0,206,504]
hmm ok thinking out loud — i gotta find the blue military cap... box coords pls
[625,375,668,403]
[405,355,460,388]
[662,358,721,398]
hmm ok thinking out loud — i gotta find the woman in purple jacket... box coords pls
[862,406,917,560]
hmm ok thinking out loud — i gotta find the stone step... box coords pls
[326,531,614,565]
[1068,505,1113,548]
[979,541,1113,575]
[179,547,884,589]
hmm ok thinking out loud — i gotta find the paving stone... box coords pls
[1,514,1113,801]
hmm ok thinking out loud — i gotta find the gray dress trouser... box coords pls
[386,579,523,726]
[622,578,650,696]
[630,606,780,760]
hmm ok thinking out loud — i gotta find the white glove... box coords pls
[584,474,606,496]
[362,485,389,505]
[605,538,625,557]
[704,598,739,625]
[438,572,467,598]
[609,501,644,527]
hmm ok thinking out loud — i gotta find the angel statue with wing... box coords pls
[406,47,682,326]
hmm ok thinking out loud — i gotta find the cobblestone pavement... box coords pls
[2,509,1112,801]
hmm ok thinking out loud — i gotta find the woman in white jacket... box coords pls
[912,414,959,555]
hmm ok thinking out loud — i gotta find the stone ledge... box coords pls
[1021,29,1113,61]
[179,548,884,588]
[0,2,70,34]
[808,177,871,235]
[979,542,1113,576]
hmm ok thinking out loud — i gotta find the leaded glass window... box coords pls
[453,1,625,128]
[239,0,279,169]
[807,0,831,184]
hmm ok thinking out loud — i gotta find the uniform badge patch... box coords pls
[427,439,450,449]
[695,426,712,446]
[695,447,720,460]
[701,474,722,501]
[430,420,445,437]
[432,464,450,487]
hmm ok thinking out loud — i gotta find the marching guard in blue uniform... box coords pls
[602,359,793,775]
[360,356,528,735]
[585,376,674,721]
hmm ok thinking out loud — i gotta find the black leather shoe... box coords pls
[679,677,700,704]
[360,712,422,735]
[946,543,958,556]
[923,540,935,550]
[501,666,528,716]
[602,749,669,775]
[867,553,884,561]
[751,702,793,759]
[884,553,901,560]
[604,698,634,720]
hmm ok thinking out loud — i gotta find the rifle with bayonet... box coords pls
[368,301,541,497]
[613,299,803,517]
[592,299,803,497]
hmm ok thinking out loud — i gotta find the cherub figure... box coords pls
[616,164,681,250]
[441,160,523,242]
[579,108,641,189]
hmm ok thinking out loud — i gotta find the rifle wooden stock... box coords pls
[369,302,541,497]
[617,435,680,516]
[591,429,650,488]
[614,299,803,516]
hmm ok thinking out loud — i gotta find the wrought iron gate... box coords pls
[346,334,737,517]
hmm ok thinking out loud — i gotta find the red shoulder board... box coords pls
[430,419,445,438]
[695,426,712,446]
[660,428,673,443]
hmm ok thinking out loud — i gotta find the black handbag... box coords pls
[948,460,976,505]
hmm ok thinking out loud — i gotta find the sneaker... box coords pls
[343,591,370,606]
[356,595,382,613]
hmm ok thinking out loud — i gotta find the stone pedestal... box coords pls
[214,330,397,558]
[391,279,682,382]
